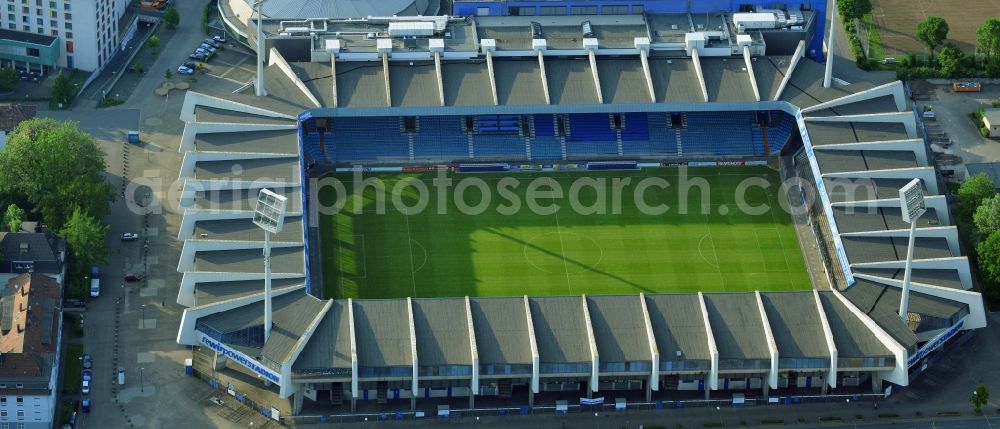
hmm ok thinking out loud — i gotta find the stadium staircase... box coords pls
[529,114,563,160]
[330,382,344,405]
[377,381,389,404]
[662,374,679,390]
[498,379,513,399]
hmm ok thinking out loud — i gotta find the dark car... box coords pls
[202,38,220,48]
[189,53,207,61]
[124,273,142,282]
[182,61,196,69]
[64,299,87,309]
[82,354,92,370]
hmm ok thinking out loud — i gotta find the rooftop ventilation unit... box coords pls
[388,21,435,37]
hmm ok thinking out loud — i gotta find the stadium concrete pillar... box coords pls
[329,56,338,108]
[586,47,603,104]
[348,298,359,412]
[524,295,540,410]
[762,377,769,397]
[382,53,392,107]
[690,49,708,102]
[639,294,659,402]
[465,297,480,409]
[824,0,837,88]
[645,380,652,402]
[292,385,304,415]
[871,373,883,393]
[743,45,761,101]
[433,51,445,107]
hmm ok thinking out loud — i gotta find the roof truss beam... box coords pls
[434,51,445,107]
[822,167,938,194]
[773,40,806,101]
[830,195,951,226]
[537,51,551,105]
[382,53,392,107]
[524,295,540,394]
[813,139,927,166]
[743,46,761,101]
[329,57,338,108]
[754,292,779,390]
[406,297,418,410]
[581,295,600,392]
[850,256,972,290]
[638,49,656,103]
[486,51,498,106]
[638,294,659,394]
[588,50,604,104]
[348,298,359,401]
[812,290,838,389]
[697,292,719,390]
[690,49,708,102]
[465,297,480,395]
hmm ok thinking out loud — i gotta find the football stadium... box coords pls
[174,0,986,419]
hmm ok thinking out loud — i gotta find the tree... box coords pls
[971,384,990,413]
[917,16,949,58]
[60,208,109,270]
[979,232,1000,284]
[0,67,17,92]
[163,6,180,30]
[146,34,159,49]
[957,173,997,220]
[131,59,143,76]
[838,0,872,22]
[978,18,1000,62]
[164,68,172,79]
[938,44,972,78]
[974,194,1000,237]
[50,71,75,106]
[4,204,25,232]
[0,118,115,230]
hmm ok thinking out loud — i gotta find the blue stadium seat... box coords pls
[565,113,617,157]
[415,116,468,160]
[331,117,409,161]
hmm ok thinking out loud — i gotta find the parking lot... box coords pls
[908,80,1000,180]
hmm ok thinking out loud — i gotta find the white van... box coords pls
[89,278,100,297]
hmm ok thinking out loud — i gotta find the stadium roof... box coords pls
[644,294,711,363]
[816,291,893,360]
[195,130,299,155]
[702,294,770,363]
[194,216,303,243]
[197,289,327,364]
[586,295,653,364]
[352,299,413,368]
[293,300,354,373]
[759,292,829,360]
[469,297,533,366]
[193,247,304,274]
[412,298,473,367]
[528,296,593,365]
[194,279,304,306]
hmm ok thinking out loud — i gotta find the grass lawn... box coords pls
[62,344,83,395]
[861,13,886,63]
[319,167,812,299]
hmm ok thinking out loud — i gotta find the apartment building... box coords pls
[0,0,121,72]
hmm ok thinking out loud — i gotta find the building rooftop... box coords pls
[193,216,304,243]
[841,236,952,264]
[0,233,65,276]
[0,274,61,382]
[193,247,304,274]
[816,291,893,360]
[193,279,304,306]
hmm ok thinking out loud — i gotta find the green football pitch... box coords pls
[318,166,812,299]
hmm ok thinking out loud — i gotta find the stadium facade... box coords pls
[173,8,985,418]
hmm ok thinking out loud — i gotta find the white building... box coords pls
[0,0,123,72]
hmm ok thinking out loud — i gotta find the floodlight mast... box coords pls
[898,179,926,320]
[253,188,287,343]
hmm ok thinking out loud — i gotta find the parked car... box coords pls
[194,47,209,55]
[198,44,216,54]
[213,34,226,43]
[82,369,92,382]
[117,367,125,385]
[181,61,196,69]
[189,53,207,61]
[121,232,139,241]
[64,299,87,309]
[81,380,90,395]
[82,354,92,370]
[202,38,220,48]
[124,273,142,282]
[81,398,90,413]
[177,66,194,75]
